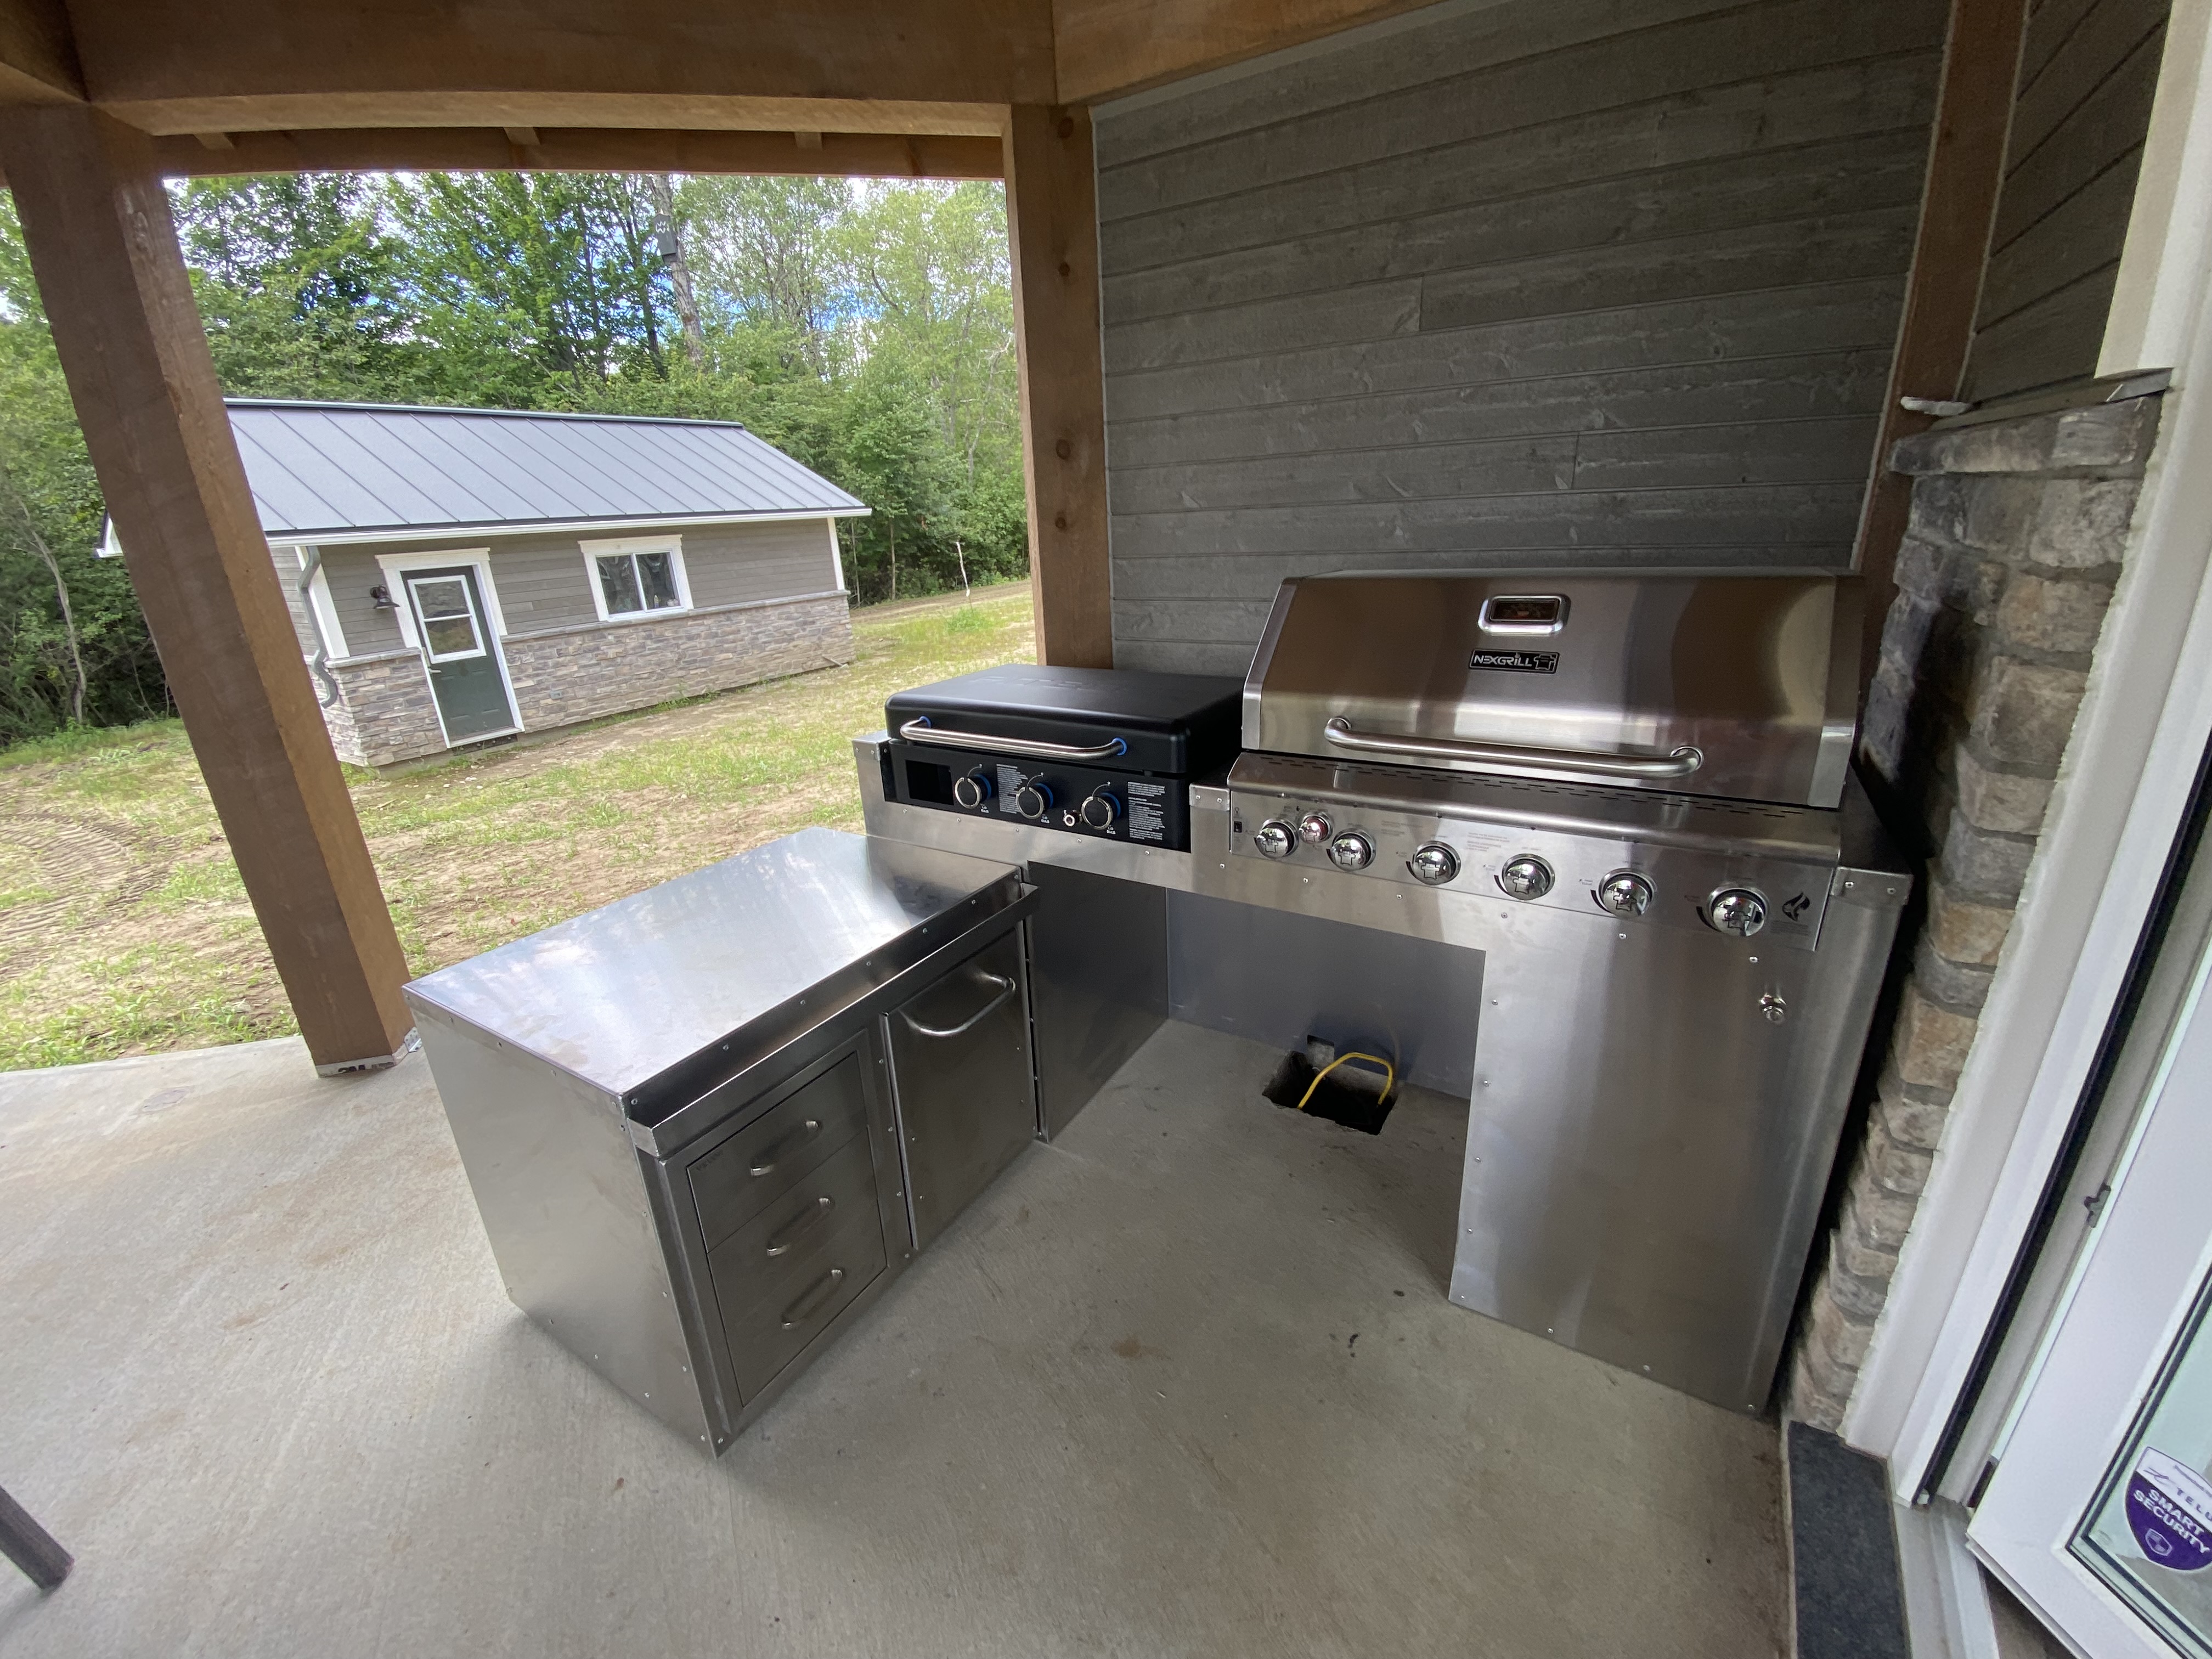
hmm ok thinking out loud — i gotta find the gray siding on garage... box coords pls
[300,517,841,659]
[1094,0,1946,674]
[1962,0,2172,400]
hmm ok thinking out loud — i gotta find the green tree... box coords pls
[0,195,165,742]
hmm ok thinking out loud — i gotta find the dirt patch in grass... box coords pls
[0,586,1035,1070]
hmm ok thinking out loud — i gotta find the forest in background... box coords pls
[0,172,1028,747]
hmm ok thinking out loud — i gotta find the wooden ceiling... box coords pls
[0,0,1435,175]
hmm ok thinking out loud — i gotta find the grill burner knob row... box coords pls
[952,769,995,810]
[1595,871,1654,918]
[1254,820,1297,859]
[1013,780,1056,821]
[1407,843,1460,887]
[1707,888,1768,937]
[1328,831,1375,872]
[1498,855,1554,900]
[1079,788,1123,829]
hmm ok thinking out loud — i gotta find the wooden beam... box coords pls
[1005,105,1112,668]
[69,1,1054,131]
[1053,0,1431,103]
[0,0,82,104]
[1850,0,2028,687]
[0,105,414,1074]
[146,126,1003,180]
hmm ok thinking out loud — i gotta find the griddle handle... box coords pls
[898,716,1126,762]
[1322,716,1704,780]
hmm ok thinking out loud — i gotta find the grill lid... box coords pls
[1242,572,1861,809]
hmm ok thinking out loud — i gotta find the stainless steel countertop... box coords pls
[404,827,1024,1099]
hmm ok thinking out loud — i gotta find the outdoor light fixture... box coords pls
[369,583,399,611]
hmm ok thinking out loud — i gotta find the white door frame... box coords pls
[374,548,522,747]
[1968,927,2212,1657]
[1844,0,2212,1498]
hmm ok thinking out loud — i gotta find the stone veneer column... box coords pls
[1788,392,2163,1430]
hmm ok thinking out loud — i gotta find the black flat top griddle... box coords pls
[886,665,1243,776]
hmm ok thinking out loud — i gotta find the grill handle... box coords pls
[1323,716,1704,781]
[898,716,1126,762]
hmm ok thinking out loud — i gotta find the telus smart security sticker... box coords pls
[2125,1448,2212,1571]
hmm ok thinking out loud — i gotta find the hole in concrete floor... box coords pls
[1262,1039,1398,1136]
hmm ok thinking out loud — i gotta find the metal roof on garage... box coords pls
[225,399,868,544]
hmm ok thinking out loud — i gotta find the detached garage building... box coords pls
[224,399,866,767]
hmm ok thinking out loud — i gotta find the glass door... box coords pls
[1969,926,2212,1657]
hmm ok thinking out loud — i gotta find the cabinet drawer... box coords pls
[717,1190,887,1401]
[690,1052,870,1252]
[706,1132,884,1335]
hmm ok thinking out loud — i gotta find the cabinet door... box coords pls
[888,927,1036,1249]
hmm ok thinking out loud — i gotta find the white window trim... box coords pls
[405,572,493,663]
[579,533,693,624]
[369,547,522,747]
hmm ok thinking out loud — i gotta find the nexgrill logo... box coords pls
[1468,650,1560,674]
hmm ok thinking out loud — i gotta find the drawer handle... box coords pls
[764,1194,835,1258]
[749,1118,822,1178]
[780,1266,847,1329]
[900,969,1017,1040]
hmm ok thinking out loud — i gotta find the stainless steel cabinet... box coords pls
[407,830,1040,1454]
[887,927,1036,1248]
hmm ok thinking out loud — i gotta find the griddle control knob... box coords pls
[1328,831,1375,872]
[1254,820,1298,859]
[1297,811,1333,845]
[952,769,995,810]
[1079,788,1123,829]
[1013,780,1056,821]
[1595,871,1654,918]
[1498,855,1554,900]
[1408,842,1460,887]
[1707,888,1768,937]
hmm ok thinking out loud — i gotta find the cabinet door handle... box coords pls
[748,1118,822,1178]
[899,969,1017,1040]
[779,1266,847,1329]
[764,1194,834,1258]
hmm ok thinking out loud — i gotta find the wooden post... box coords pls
[1850,0,2028,687]
[0,105,414,1074]
[1004,104,1113,668]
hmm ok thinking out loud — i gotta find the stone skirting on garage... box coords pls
[501,590,852,733]
[1786,392,2162,1431]
[313,591,855,769]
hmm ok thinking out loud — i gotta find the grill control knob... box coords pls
[952,769,994,810]
[1498,855,1554,900]
[1079,788,1123,829]
[1408,842,1460,887]
[1254,820,1297,859]
[1328,831,1375,872]
[1013,780,1056,821]
[1707,888,1768,937]
[1297,811,1333,845]
[1595,871,1654,918]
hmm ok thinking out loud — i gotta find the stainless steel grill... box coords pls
[1231,571,1908,1412]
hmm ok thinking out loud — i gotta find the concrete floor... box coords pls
[0,1021,1788,1657]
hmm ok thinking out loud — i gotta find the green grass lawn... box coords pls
[0,585,1034,1071]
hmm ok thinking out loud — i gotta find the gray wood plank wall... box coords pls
[1093,0,1947,674]
[1963,0,2172,400]
[291,517,840,658]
